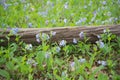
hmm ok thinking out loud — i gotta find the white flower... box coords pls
[97,35,101,39]
[101,61,107,66]
[102,1,106,5]
[25,44,32,50]
[28,23,32,28]
[31,7,35,11]
[97,60,107,66]
[73,38,77,44]
[64,2,68,9]
[59,40,66,46]
[11,28,19,35]
[79,32,84,39]
[36,34,39,38]
[36,34,40,43]
[97,60,101,64]
[50,31,56,36]
[96,40,105,48]
[78,58,86,63]
[45,52,51,59]
[56,46,61,53]
[64,19,67,23]
[99,41,105,48]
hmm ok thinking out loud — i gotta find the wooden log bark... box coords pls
[0,25,120,46]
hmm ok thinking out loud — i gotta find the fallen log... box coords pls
[0,25,120,46]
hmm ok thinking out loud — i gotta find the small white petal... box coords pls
[73,38,77,44]
[51,31,56,36]
[64,19,67,23]
[59,40,66,46]
[79,58,86,63]
[79,32,84,39]
[56,46,61,53]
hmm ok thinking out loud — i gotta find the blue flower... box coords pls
[96,40,105,48]
[56,46,61,53]
[45,52,51,59]
[50,31,56,36]
[63,19,67,23]
[36,34,40,43]
[59,40,66,47]
[11,28,19,35]
[79,32,84,39]
[78,58,86,63]
[97,60,107,66]
[28,23,32,28]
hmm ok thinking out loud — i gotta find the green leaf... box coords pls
[98,73,109,80]
[79,75,84,80]
[0,69,10,79]
[6,61,14,70]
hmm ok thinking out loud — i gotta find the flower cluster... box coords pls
[11,28,19,35]
[26,58,38,67]
[36,34,40,43]
[97,60,107,66]
[59,40,67,47]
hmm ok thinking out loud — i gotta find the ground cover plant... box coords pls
[0,0,120,80]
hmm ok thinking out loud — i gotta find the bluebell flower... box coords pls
[59,40,66,47]
[73,38,77,44]
[28,23,32,28]
[79,32,84,39]
[78,58,86,63]
[45,52,51,59]
[36,34,40,43]
[64,2,68,9]
[97,60,107,66]
[50,31,56,36]
[56,46,61,53]
[96,40,105,48]
[64,19,67,23]
[76,18,87,25]
[97,35,101,39]
[11,28,19,35]
[102,1,106,5]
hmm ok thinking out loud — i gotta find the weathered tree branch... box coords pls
[0,25,120,46]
